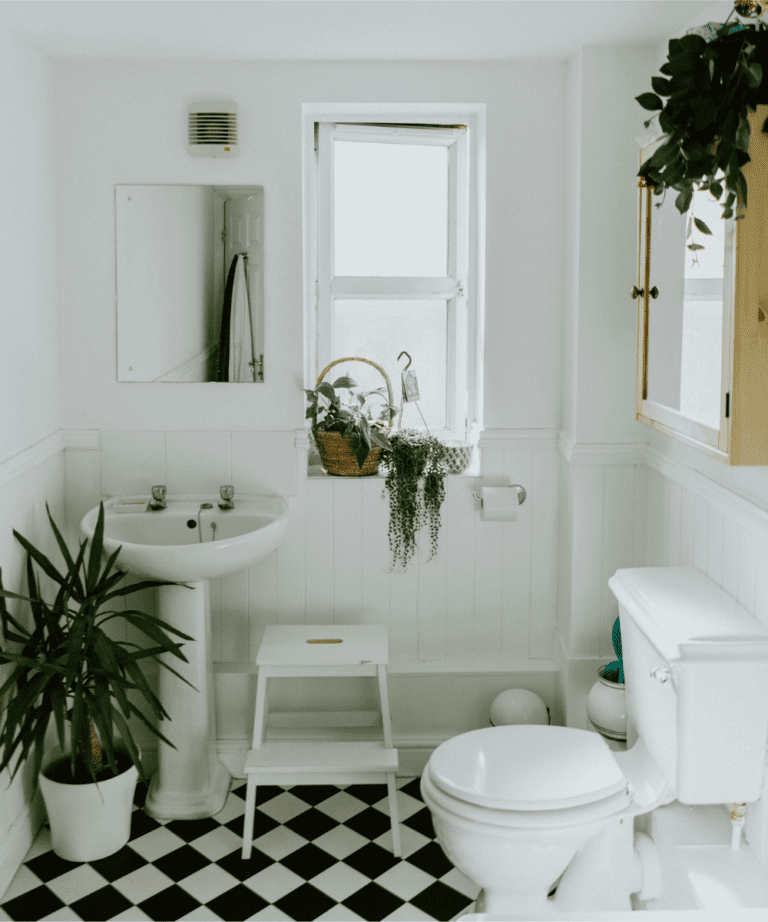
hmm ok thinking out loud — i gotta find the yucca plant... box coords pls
[0,502,195,787]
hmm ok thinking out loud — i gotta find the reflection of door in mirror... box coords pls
[645,181,727,429]
[116,185,264,383]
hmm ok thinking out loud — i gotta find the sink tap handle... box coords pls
[219,485,235,510]
[149,485,167,510]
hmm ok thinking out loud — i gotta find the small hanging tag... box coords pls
[402,369,420,402]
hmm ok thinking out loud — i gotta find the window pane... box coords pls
[334,141,448,276]
[333,300,447,429]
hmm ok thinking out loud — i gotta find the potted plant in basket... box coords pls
[0,503,195,862]
[636,1,768,252]
[306,374,398,475]
[383,429,448,569]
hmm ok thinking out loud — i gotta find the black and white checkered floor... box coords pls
[0,777,478,921]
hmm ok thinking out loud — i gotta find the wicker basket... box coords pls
[313,357,394,476]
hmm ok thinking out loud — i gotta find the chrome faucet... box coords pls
[148,485,167,510]
[218,485,235,510]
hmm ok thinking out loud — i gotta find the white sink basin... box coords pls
[80,495,289,581]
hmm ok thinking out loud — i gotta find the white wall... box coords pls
[0,24,65,899]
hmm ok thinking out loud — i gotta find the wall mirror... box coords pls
[116,184,264,383]
[634,139,735,459]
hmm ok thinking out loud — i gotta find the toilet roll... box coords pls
[480,487,518,521]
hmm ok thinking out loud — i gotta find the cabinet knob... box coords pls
[631,286,644,299]
[649,286,659,299]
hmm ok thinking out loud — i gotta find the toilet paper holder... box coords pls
[472,484,526,507]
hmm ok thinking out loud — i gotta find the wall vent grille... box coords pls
[187,102,238,157]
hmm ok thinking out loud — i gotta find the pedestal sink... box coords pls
[80,495,289,820]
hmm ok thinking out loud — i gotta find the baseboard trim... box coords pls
[0,790,45,902]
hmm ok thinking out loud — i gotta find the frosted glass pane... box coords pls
[679,300,722,429]
[333,300,447,429]
[334,141,448,276]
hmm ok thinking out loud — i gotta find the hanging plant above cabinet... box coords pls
[636,1,768,251]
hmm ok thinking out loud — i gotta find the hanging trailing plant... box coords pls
[383,430,447,568]
[636,1,768,251]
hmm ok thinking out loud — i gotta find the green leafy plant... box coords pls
[636,2,768,252]
[383,430,447,568]
[306,376,397,470]
[0,503,195,787]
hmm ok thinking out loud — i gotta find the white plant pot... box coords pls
[39,747,139,862]
[586,666,627,742]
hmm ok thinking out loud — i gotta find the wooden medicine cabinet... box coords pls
[635,106,768,465]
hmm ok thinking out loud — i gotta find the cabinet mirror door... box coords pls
[636,143,735,458]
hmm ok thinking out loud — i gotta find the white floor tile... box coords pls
[0,909,10,922]
[110,908,153,921]
[45,864,109,904]
[382,903,436,921]
[251,825,308,862]
[40,908,82,921]
[257,791,312,824]
[128,825,186,861]
[212,792,246,825]
[178,907,224,922]
[441,866,481,899]
[178,864,240,904]
[313,824,369,860]
[189,825,242,862]
[374,862,435,901]
[315,905,364,921]
[373,823,430,858]
[0,864,43,902]
[246,906,293,921]
[244,864,305,904]
[372,790,425,822]
[315,791,368,823]
[110,864,175,904]
[309,863,369,901]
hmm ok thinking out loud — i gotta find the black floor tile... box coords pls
[1,884,64,921]
[25,850,81,882]
[133,781,148,808]
[280,842,337,881]
[224,808,279,840]
[342,880,405,920]
[164,816,220,842]
[89,844,147,883]
[410,880,473,921]
[288,784,339,805]
[398,776,424,802]
[407,840,453,878]
[130,807,161,841]
[403,806,436,839]
[138,882,202,921]
[231,782,284,806]
[207,882,269,921]
[217,845,273,880]
[343,841,400,880]
[284,806,338,841]
[344,783,389,805]
[344,806,393,841]
[153,843,211,882]
[70,884,133,921]
[274,881,337,921]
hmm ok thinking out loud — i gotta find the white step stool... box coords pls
[241,624,401,859]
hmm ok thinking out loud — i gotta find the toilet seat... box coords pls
[427,725,627,811]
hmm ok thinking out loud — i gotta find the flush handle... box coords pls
[650,666,671,684]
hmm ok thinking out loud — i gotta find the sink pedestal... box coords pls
[144,582,231,820]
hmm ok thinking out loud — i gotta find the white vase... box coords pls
[586,666,627,742]
[39,747,139,862]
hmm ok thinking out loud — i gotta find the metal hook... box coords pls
[397,351,412,371]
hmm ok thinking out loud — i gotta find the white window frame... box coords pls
[302,104,486,442]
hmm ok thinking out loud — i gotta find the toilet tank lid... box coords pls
[427,726,627,810]
[609,568,768,664]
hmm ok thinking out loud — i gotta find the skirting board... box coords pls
[0,790,45,903]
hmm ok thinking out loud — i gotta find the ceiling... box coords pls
[0,0,722,61]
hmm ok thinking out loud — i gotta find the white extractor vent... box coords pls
[187,101,238,157]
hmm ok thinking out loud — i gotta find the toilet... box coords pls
[421,567,768,916]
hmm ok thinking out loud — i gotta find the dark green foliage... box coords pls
[383,430,447,568]
[306,377,397,470]
[0,503,195,786]
[636,8,768,252]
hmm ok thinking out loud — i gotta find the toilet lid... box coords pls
[427,725,627,811]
